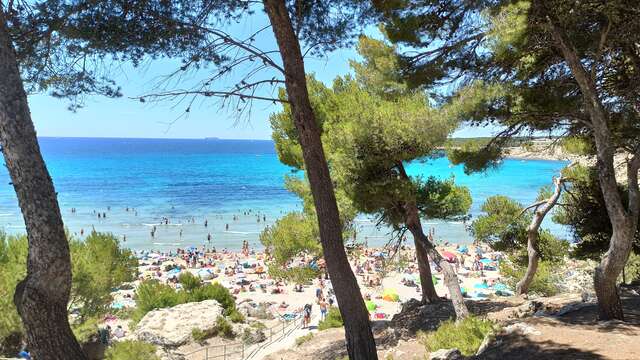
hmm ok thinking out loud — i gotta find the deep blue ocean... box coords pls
[0,137,569,250]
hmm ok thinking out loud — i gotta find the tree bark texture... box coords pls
[263,1,378,358]
[548,18,640,320]
[410,230,440,303]
[404,202,469,320]
[515,177,565,295]
[0,9,87,360]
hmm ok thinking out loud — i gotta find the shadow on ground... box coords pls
[476,332,606,360]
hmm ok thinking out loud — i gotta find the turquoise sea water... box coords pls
[0,137,569,250]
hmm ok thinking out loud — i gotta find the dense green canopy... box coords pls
[554,166,640,260]
[0,232,137,353]
[271,36,471,236]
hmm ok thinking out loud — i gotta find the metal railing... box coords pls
[186,314,303,360]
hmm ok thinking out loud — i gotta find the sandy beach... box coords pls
[104,241,507,357]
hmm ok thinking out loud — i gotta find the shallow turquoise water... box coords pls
[0,138,569,250]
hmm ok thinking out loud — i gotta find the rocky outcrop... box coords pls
[134,300,223,347]
[238,301,275,320]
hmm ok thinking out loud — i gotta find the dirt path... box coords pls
[478,291,640,360]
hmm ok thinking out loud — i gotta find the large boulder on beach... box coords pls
[134,300,223,347]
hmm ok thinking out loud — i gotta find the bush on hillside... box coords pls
[295,333,314,346]
[228,309,245,323]
[178,272,201,292]
[419,317,496,356]
[131,280,238,324]
[105,340,159,360]
[318,307,343,330]
[500,257,561,296]
[0,232,136,354]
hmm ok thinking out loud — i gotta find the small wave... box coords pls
[447,221,463,224]
[0,213,14,217]
[4,225,25,229]
[424,222,439,225]
[224,231,260,235]
[152,242,182,246]
[142,223,162,227]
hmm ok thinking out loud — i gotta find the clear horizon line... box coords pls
[36,135,274,141]
[36,134,493,141]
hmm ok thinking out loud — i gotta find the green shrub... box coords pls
[0,232,137,350]
[250,321,267,330]
[295,333,314,346]
[622,253,640,284]
[191,328,216,344]
[499,257,560,296]
[190,316,235,343]
[131,280,180,323]
[215,316,235,339]
[0,234,27,350]
[228,309,245,323]
[561,136,593,156]
[318,307,343,331]
[178,272,202,292]
[131,280,238,324]
[71,316,100,343]
[105,340,159,360]
[419,317,496,356]
[190,283,236,312]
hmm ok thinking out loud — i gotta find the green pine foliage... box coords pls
[131,280,238,324]
[499,257,561,297]
[318,307,343,331]
[0,232,136,353]
[105,340,159,360]
[419,317,497,356]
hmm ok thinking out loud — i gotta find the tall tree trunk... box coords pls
[0,10,87,360]
[263,1,378,358]
[405,203,469,320]
[398,163,469,319]
[548,19,640,320]
[515,177,564,295]
[410,232,440,303]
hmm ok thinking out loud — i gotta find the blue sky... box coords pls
[27,12,497,140]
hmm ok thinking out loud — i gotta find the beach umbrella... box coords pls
[442,251,456,263]
[457,245,468,254]
[382,288,400,302]
[365,301,377,312]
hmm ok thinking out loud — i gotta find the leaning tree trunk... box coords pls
[548,19,640,320]
[411,232,440,303]
[0,10,87,360]
[263,1,378,358]
[515,177,565,295]
[397,162,469,319]
[405,201,469,320]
